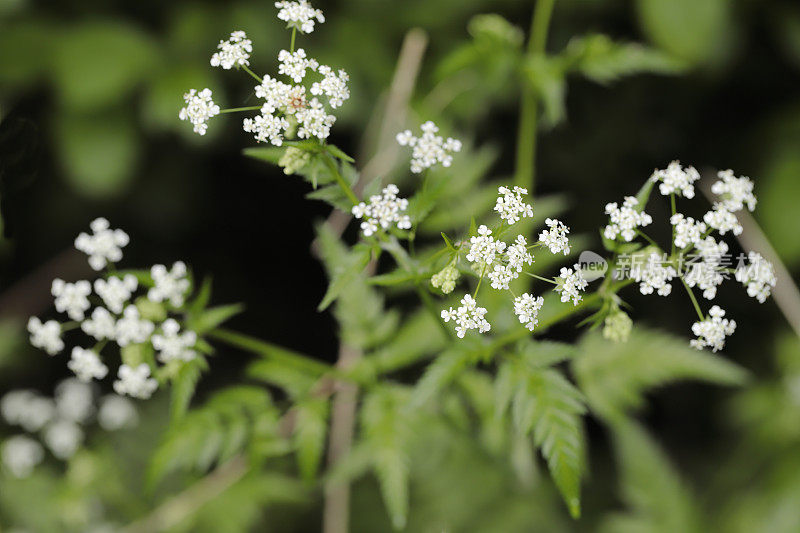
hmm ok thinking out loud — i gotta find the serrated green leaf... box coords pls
[316,227,372,311]
[326,144,355,162]
[188,303,244,334]
[411,349,475,408]
[293,398,329,481]
[242,146,285,165]
[170,357,208,422]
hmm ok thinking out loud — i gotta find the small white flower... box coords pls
[488,235,533,290]
[670,213,707,249]
[538,218,571,255]
[67,347,108,382]
[55,378,95,424]
[690,305,736,352]
[632,253,677,296]
[275,0,325,34]
[604,196,652,242]
[351,184,411,236]
[735,251,776,303]
[43,419,83,460]
[52,279,91,321]
[149,262,191,307]
[114,306,155,347]
[494,186,533,225]
[1,391,55,431]
[703,205,742,236]
[2,436,44,478]
[466,225,506,268]
[441,294,491,338]
[396,121,462,173]
[113,364,159,400]
[684,236,729,299]
[94,274,138,314]
[311,66,350,108]
[74,218,129,271]
[210,30,252,70]
[81,307,117,341]
[711,169,756,213]
[650,160,700,198]
[513,293,544,331]
[152,319,197,363]
[179,88,221,136]
[296,97,336,140]
[278,48,318,83]
[98,395,139,431]
[27,317,63,355]
[555,264,588,305]
[255,75,294,113]
[243,107,290,146]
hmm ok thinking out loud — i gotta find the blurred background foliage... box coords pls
[1,0,800,531]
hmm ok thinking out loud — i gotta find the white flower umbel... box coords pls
[67,347,109,382]
[711,169,757,213]
[466,225,506,268]
[179,88,221,136]
[2,436,44,478]
[55,379,95,424]
[149,261,191,307]
[94,274,138,314]
[27,317,63,355]
[488,235,533,290]
[113,364,158,400]
[43,419,83,460]
[441,294,491,338]
[278,49,318,83]
[555,264,588,305]
[396,121,462,174]
[684,236,729,300]
[670,214,707,249]
[690,305,736,352]
[243,107,290,145]
[115,306,155,347]
[152,319,197,363]
[1,391,55,432]
[255,75,294,112]
[538,218,571,255]
[494,186,533,225]
[703,205,742,236]
[210,31,252,70]
[351,184,411,237]
[98,395,138,431]
[275,0,325,34]
[632,253,677,296]
[650,161,700,198]
[735,251,776,303]
[311,66,350,108]
[604,196,652,242]
[513,293,544,331]
[81,307,117,341]
[296,97,336,140]
[52,279,91,321]
[75,218,130,271]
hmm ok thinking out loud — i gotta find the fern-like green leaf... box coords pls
[293,397,329,481]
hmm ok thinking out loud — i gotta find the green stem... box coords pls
[635,229,660,249]
[524,272,558,285]
[679,277,706,321]
[60,321,80,332]
[513,0,556,192]
[473,264,487,298]
[322,154,360,206]
[241,64,262,84]
[290,28,297,53]
[220,106,262,114]
[208,328,331,375]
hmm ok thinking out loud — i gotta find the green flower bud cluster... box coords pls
[603,309,632,343]
[278,146,310,175]
[431,264,460,294]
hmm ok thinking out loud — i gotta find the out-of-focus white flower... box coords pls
[98,395,139,431]
[466,225,506,268]
[670,214,707,249]
[632,253,676,296]
[114,306,155,347]
[690,305,736,352]
[441,294,491,338]
[494,186,533,225]
[210,31,252,70]
[27,317,63,355]
[2,436,44,478]
[1,391,55,432]
[650,161,700,198]
[604,196,652,242]
[94,274,138,314]
[55,378,95,424]
[351,184,411,237]
[81,307,117,341]
[179,88,221,136]
[538,218,571,255]
[67,347,108,382]
[311,66,350,108]
[703,205,742,236]
[711,169,756,213]
[513,293,544,331]
[74,218,129,271]
[735,251,776,303]
[149,262,191,307]
[278,48,318,82]
[52,279,91,321]
[113,364,158,400]
[152,319,197,363]
[275,0,325,34]
[43,419,83,460]
[555,264,588,305]
[396,121,462,173]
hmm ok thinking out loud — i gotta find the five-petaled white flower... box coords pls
[650,161,700,198]
[113,364,159,399]
[735,251,776,303]
[396,121,462,173]
[152,319,198,363]
[275,0,325,34]
[210,30,253,70]
[27,317,63,355]
[114,306,155,347]
[351,184,412,237]
[75,217,129,271]
[149,262,191,307]
[179,88,221,136]
[690,305,736,352]
[494,186,533,225]
[538,218,571,255]
[513,293,544,331]
[67,347,109,382]
[94,274,138,314]
[604,196,652,242]
[52,279,92,321]
[441,294,491,338]
[555,264,588,305]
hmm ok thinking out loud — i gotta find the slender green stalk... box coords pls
[524,271,558,285]
[208,328,331,375]
[60,321,80,332]
[290,28,297,53]
[220,106,262,114]
[635,229,660,249]
[322,154,360,206]
[241,64,262,83]
[679,278,705,320]
[513,0,557,192]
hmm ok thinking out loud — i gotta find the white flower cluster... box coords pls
[275,0,325,34]
[179,88,221,136]
[466,225,507,268]
[555,265,588,305]
[487,236,533,291]
[210,31,252,70]
[1,381,137,477]
[701,169,756,236]
[735,251,776,303]
[670,214,707,249]
[28,219,198,399]
[604,196,652,242]
[513,293,544,331]
[75,217,130,271]
[690,305,736,352]
[351,184,411,237]
[538,218,571,255]
[683,236,728,300]
[494,186,533,225]
[632,252,677,296]
[650,160,700,198]
[396,121,462,173]
[441,294,491,338]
